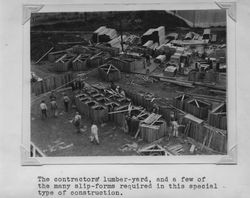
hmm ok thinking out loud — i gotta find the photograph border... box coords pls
[21,0,237,165]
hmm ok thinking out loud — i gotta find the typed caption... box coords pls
[37,175,218,197]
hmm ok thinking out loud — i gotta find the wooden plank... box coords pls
[35,47,54,64]
[150,115,162,125]
[194,99,200,108]
[106,65,112,75]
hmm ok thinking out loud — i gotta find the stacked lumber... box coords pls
[72,54,90,71]
[98,64,121,82]
[165,144,184,155]
[141,26,165,45]
[92,26,118,43]
[53,54,76,72]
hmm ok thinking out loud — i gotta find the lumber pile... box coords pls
[98,64,121,82]
[92,26,118,43]
[141,26,165,45]
[164,144,184,155]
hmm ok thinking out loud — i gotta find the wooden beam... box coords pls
[55,54,67,63]
[194,99,200,108]
[181,94,185,102]
[107,65,112,75]
[73,54,82,63]
[150,115,162,125]
[35,47,54,64]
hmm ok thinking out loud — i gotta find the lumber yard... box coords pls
[30,11,227,157]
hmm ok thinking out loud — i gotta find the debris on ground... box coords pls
[137,144,167,156]
[119,142,138,152]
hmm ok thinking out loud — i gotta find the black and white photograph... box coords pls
[30,10,228,157]
[2,0,250,198]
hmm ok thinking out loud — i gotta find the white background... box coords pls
[1,0,250,197]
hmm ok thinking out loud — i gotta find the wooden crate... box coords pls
[72,55,89,71]
[77,96,91,115]
[91,105,108,123]
[113,105,128,126]
[184,99,212,119]
[84,100,98,118]
[173,94,191,110]
[53,54,75,72]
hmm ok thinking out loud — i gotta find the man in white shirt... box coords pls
[73,112,81,133]
[172,121,179,137]
[50,99,57,117]
[90,122,100,145]
[40,100,48,120]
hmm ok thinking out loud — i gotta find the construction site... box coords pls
[30,10,227,157]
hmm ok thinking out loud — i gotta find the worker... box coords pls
[50,99,58,117]
[120,89,126,97]
[146,54,151,65]
[40,100,48,120]
[73,112,81,133]
[49,91,56,101]
[115,85,120,93]
[180,62,185,74]
[152,103,160,114]
[90,122,100,145]
[123,116,129,134]
[71,80,76,91]
[171,120,180,138]
[110,81,116,90]
[170,111,176,122]
[63,93,70,112]
[80,79,85,89]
